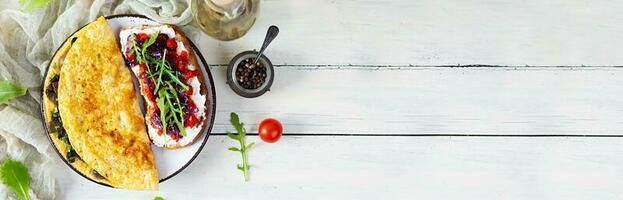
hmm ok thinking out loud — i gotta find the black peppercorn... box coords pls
[235,58,267,89]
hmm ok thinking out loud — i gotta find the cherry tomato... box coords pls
[258,118,282,143]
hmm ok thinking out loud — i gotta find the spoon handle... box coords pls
[254,25,279,63]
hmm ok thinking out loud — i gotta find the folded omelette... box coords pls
[44,17,159,190]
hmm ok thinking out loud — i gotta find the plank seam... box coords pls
[210,133,623,137]
[208,64,623,67]
[208,64,623,70]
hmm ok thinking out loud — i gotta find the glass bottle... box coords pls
[192,0,260,41]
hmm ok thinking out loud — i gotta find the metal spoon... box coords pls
[253,25,279,64]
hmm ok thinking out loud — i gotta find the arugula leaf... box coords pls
[228,112,252,182]
[141,32,159,59]
[154,196,165,200]
[154,50,167,93]
[0,159,31,200]
[163,70,189,91]
[156,93,168,135]
[226,131,238,140]
[131,35,144,64]
[0,81,27,104]
[19,0,52,12]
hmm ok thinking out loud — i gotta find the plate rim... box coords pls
[39,14,217,187]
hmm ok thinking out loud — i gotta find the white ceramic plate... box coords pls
[41,14,216,186]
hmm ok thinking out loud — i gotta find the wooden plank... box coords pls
[207,66,623,135]
[189,0,623,66]
[56,136,623,199]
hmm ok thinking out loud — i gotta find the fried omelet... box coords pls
[46,17,159,190]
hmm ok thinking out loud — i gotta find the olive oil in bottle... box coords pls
[192,0,259,41]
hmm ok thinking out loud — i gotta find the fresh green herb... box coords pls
[50,108,78,162]
[227,112,255,182]
[133,34,188,137]
[0,159,31,200]
[153,51,167,93]
[156,95,168,137]
[131,35,144,64]
[141,32,158,61]
[19,0,52,12]
[154,196,165,200]
[0,80,27,105]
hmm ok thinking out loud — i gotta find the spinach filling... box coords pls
[46,74,79,163]
[92,170,105,180]
[49,108,79,163]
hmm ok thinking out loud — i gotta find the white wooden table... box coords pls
[58,0,623,199]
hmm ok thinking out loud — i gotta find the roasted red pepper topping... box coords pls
[184,70,197,80]
[184,86,193,96]
[137,33,149,40]
[138,63,157,103]
[126,53,136,63]
[166,38,177,50]
[185,114,199,127]
[179,51,189,61]
[143,86,155,103]
[176,59,187,72]
[139,63,146,73]
[186,97,197,114]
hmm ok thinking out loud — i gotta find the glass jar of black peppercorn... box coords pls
[227,50,274,98]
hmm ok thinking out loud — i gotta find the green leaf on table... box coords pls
[246,142,255,149]
[228,112,252,182]
[226,131,238,140]
[0,159,31,200]
[19,0,52,12]
[154,196,165,200]
[230,112,242,132]
[0,80,27,105]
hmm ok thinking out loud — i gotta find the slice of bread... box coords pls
[119,24,208,149]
